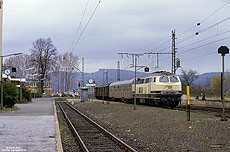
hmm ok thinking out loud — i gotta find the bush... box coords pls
[0,82,18,107]
[17,87,32,103]
[23,88,32,102]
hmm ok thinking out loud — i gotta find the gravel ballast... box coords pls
[62,99,230,152]
[56,102,82,152]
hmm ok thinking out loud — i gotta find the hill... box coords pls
[51,70,222,91]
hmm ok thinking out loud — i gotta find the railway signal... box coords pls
[144,67,149,72]
[218,46,229,121]
[78,82,80,87]
[12,67,16,72]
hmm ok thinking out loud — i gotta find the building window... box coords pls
[46,82,49,87]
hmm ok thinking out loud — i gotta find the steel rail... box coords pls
[175,105,230,118]
[57,102,89,152]
[65,102,137,152]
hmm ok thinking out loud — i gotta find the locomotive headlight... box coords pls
[161,91,166,94]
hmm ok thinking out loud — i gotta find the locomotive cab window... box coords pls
[137,78,141,84]
[137,78,144,84]
[170,76,179,82]
[153,77,156,83]
[145,78,152,83]
[159,76,169,82]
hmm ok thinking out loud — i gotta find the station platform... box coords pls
[0,98,62,152]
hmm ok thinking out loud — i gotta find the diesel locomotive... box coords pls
[95,71,182,108]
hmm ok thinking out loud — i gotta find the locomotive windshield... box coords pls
[159,76,179,82]
[159,76,169,82]
[170,76,179,82]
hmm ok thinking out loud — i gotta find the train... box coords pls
[94,71,182,108]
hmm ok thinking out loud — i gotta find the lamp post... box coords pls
[0,53,23,109]
[0,0,3,109]
[218,46,229,121]
[102,70,105,104]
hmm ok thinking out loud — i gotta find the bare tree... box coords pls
[4,54,31,78]
[30,38,57,96]
[64,53,79,91]
[181,69,198,86]
[53,52,79,92]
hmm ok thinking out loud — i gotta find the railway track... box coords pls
[57,101,137,152]
[175,105,230,118]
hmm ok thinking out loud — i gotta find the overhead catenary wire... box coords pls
[145,35,230,69]
[200,0,230,24]
[196,16,230,35]
[180,52,216,63]
[135,36,171,52]
[119,1,230,72]
[139,31,230,72]
[177,16,230,44]
[69,0,90,52]
[136,4,230,70]
[179,36,230,55]
[177,0,230,37]
[178,30,230,50]
[159,51,216,69]
[71,0,101,52]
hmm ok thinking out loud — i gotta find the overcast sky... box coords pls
[2,0,230,74]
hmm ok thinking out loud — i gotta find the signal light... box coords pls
[144,67,149,72]
[12,67,16,72]
[78,82,80,87]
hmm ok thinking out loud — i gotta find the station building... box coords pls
[26,81,52,97]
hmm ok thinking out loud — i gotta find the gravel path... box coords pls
[66,99,230,152]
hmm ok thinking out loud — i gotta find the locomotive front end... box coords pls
[151,75,182,107]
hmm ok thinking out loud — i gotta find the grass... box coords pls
[59,124,68,142]
[190,96,230,102]
[0,106,18,112]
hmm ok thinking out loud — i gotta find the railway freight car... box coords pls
[94,84,109,100]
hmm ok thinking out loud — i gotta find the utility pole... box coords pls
[118,53,144,110]
[20,73,22,103]
[102,70,104,104]
[144,30,178,73]
[105,70,108,84]
[82,58,84,88]
[133,55,137,110]
[0,0,3,107]
[65,67,67,92]
[117,61,120,81]
[172,29,176,74]
[58,71,59,93]
[0,0,3,83]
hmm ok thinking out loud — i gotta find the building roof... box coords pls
[2,74,26,82]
